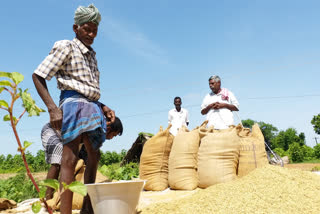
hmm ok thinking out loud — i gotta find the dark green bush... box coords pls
[273,148,287,157]
[288,142,304,163]
[99,162,139,181]
[0,173,43,202]
[99,150,127,166]
[302,145,315,161]
[314,144,320,159]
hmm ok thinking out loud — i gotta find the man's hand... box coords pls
[100,104,116,125]
[212,102,225,109]
[49,107,63,131]
[106,109,115,125]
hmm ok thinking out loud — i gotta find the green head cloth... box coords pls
[74,4,101,26]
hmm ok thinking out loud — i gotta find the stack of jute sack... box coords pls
[139,122,269,191]
[47,159,108,210]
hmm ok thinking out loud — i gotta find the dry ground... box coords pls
[0,172,47,181]
[283,163,320,171]
[1,163,319,180]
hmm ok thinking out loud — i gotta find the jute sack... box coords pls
[47,159,108,210]
[139,125,174,191]
[198,125,241,188]
[237,123,269,177]
[0,198,16,211]
[168,121,208,190]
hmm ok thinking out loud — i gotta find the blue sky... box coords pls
[1,0,320,155]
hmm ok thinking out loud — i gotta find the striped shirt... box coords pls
[34,38,100,101]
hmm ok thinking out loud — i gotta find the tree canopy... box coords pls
[311,114,320,135]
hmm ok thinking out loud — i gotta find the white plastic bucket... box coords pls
[86,180,145,214]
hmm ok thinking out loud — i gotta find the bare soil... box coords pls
[283,163,320,171]
[0,172,47,180]
[1,163,319,181]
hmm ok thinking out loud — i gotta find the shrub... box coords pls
[302,145,315,161]
[99,162,139,181]
[99,150,127,166]
[288,142,304,163]
[273,148,286,157]
[311,166,320,171]
[314,144,320,159]
[0,173,43,202]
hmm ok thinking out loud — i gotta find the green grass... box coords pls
[300,159,320,163]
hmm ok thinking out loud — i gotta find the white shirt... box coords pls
[201,88,239,130]
[168,108,189,136]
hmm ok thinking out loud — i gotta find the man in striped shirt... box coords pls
[32,4,114,214]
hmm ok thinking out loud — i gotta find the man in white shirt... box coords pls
[168,97,189,136]
[201,75,239,129]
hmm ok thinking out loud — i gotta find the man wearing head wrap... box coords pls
[32,4,115,214]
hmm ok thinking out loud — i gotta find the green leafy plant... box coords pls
[99,162,139,181]
[0,173,42,203]
[314,143,320,159]
[302,145,315,161]
[311,114,320,135]
[272,148,287,157]
[311,166,320,171]
[0,71,87,213]
[288,142,304,163]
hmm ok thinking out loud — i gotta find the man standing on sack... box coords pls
[201,75,239,129]
[168,96,189,136]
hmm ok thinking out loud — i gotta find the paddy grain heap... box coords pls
[141,165,320,214]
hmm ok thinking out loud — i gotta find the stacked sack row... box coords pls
[139,121,269,191]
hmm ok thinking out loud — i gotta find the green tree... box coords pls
[314,143,320,159]
[302,145,315,161]
[298,133,306,146]
[272,148,287,157]
[242,119,278,147]
[311,114,320,135]
[271,128,305,151]
[242,119,255,128]
[288,142,304,162]
[258,122,278,147]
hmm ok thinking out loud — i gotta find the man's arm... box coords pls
[168,111,173,124]
[212,102,238,111]
[201,103,214,115]
[32,73,62,130]
[201,102,238,114]
[186,110,189,126]
[99,102,115,125]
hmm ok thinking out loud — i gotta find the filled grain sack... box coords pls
[237,123,269,177]
[0,198,16,211]
[198,125,240,188]
[140,125,174,191]
[168,121,208,190]
[47,159,108,210]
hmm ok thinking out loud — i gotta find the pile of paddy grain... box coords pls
[141,165,320,214]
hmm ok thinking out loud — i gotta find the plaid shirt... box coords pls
[34,38,100,101]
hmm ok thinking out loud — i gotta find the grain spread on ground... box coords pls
[140,165,320,214]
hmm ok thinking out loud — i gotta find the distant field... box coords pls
[284,163,320,171]
[0,172,47,180]
[1,163,319,181]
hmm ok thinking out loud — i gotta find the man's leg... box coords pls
[80,134,101,214]
[60,135,82,214]
[45,164,60,200]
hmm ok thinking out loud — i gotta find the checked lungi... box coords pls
[59,90,107,150]
[41,123,63,164]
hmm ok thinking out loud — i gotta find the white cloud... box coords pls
[101,15,169,64]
